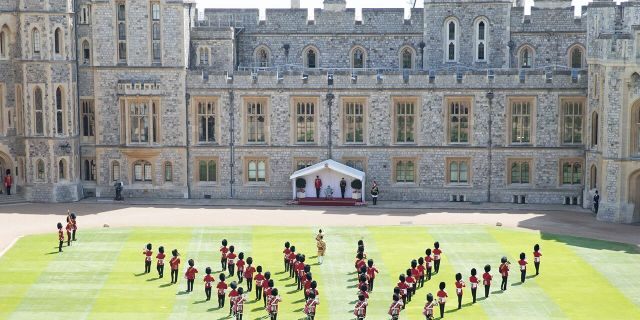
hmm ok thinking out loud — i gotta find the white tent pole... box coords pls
[292,179,296,200]
[362,176,366,203]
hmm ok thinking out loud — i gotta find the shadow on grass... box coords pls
[293,298,305,304]
[285,283,297,288]
[491,290,504,295]
[347,278,357,282]
[511,282,523,287]
[146,277,161,282]
[526,275,536,279]
[278,277,290,282]
[134,272,147,277]
[309,255,318,259]
[207,306,222,312]
[176,291,190,295]
[346,284,358,289]
[159,283,173,288]
[275,271,287,275]
[193,300,208,304]
[45,251,61,255]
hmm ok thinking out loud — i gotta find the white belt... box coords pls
[534,257,540,263]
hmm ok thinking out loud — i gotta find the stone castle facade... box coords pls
[0,0,639,223]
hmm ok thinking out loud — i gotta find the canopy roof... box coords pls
[289,159,364,181]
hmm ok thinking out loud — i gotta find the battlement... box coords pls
[510,6,585,32]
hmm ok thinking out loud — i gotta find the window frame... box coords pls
[81,99,95,140]
[198,46,210,66]
[507,96,535,145]
[559,158,584,186]
[445,96,473,145]
[474,17,488,62]
[393,158,418,184]
[399,46,415,70]
[342,97,368,144]
[559,97,586,145]
[32,28,40,55]
[196,158,218,183]
[350,46,367,69]
[444,17,459,63]
[58,158,67,181]
[0,25,8,59]
[568,44,586,69]
[589,164,598,190]
[150,2,161,64]
[54,27,63,56]
[293,157,319,171]
[254,45,271,68]
[81,40,91,64]
[243,96,269,144]
[342,157,367,173]
[193,97,219,144]
[303,46,319,69]
[244,158,269,184]
[33,86,44,136]
[133,160,153,183]
[79,5,90,25]
[55,86,65,136]
[111,161,121,182]
[82,158,96,182]
[164,161,173,182]
[591,111,599,148]
[507,158,533,185]
[446,157,472,186]
[632,102,640,156]
[116,2,127,64]
[518,45,535,69]
[392,97,419,144]
[291,97,319,145]
[122,98,161,145]
[35,159,45,182]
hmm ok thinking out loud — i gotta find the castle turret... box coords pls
[534,0,572,9]
[324,0,346,12]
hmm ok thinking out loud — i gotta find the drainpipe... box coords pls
[325,92,334,160]
[486,91,494,202]
[185,3,193,199]
[72,0,83,198]
[229,89,235,198]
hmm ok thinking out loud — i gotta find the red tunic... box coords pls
[288,252,297,263]
[533,251,542,263]
[388,300,403,316]
[433,248,442,260]
[518,259,527,271]
[226,252,237,265]
[354,300,368,317]
[304,298,318,315]
[455,280,465,296]
[283,247,291,257]
[185,267,198,280]
[304,279,312,290]
[143,249,153,262]
[499,263,510,277]
[267,295,281,314]
[355,259,366,271]
[469,275,479,289]
[236,259,245,272]
[406,276,416,287]
[306,288,319,298]
[417,265,426,276]
[58,229,64,241]
[263,286,272,297]
[170,257,181,270]
[204,274,215,288]
[423,301,436,316]
[366,266,379,279]
[244,266,256,279]
[437,290,448,304]
[220,246,229,258]
[411,267,420,279]
[216,281,228,295]
[295,262,305,278]
[255,273,266,287]
[65,222,73,233]
[229,289,239,307]
[425,255,433,268]
[397,281,409,297]
[314,178,322,189]
[358,290,369,299]
[482,272,492,286]
[233,295,246,314]
[156,253,166,266]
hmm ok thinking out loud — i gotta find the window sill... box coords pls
[343,142,366,146]
[509,143,534,147]
[195,142,219,146]
[393,182,418,187]
[448,143,470,146]
[507,183,532,188]
[244,182,269,187]
[393,142,417,146]
[445,183,471,188]
[294,142,318,146]
[196,181,218,186]
[245,142,268,146]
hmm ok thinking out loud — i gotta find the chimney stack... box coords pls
[291,0,300,9]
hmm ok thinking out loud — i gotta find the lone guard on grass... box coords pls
[170,249,180,284]
[185,259,198,293]
[316,235,326,265]
[156,246,165,278]
[354,293,368,319]
[533,244,542,275]
[436,282,448,319]
[370,181,379,205]
[593,190,600,214]
[57,222,64,252]
[499,256,510,291]
[204,267,215,301]
[283,241,291,272]
[143,243,153,274]
[304,291,319,320]
[314,176,322,198]
[340,178,347,199]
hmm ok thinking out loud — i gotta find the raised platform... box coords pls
[295,197,363,207]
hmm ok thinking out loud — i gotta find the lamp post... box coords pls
[486,91,494,203]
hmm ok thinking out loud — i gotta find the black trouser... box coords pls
[145,260,151,273]
[401,295,406,308]
[426,267,432,280]
[236,313,243,320]
[171,269,178,283]
[594,202,599,213]
[484,285,490,298]
[471,287,477,303]
[187,279,194,292]
[307,313,315,320]
[205,287,211,300]
[316,188,320,198]
[534,262,540,275]
[218,294,225,308]
[237,269,243,283]
[256,286,262,300]
[297,276,302,290]
[340,187,345,198]
[521,270,526,283]
[246,278,253,291]
[419,275,425,288]
[284,258,289,272]
[270,312,277,320]
[59,240,63,252]
[501,276,508,291]
[457,294,462,309]
[290,265,295,278]
[263,292,267,306]
[67,232,71,246]
[157,264,164,278]
[228,264,235,277]
[221,258,227,271]
[372,196,377,205]
[72,230,76,241]
[368,278,374,292]
[6,186,10,195]
[434,260,440,273]
[439,303,445,318]
[407,287,413,302]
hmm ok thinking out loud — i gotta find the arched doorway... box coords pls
[630,170,640,222]
[0,151,13,195]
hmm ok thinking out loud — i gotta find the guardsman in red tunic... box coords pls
[358,283,369,300]
[142,243,153,273]
[169,249,180,284]
[236,252,245,283]
[454,273,465,309]
[203,267,215,301]
[355,252,366,274]
[436,282,447,319]
[288,246,297,279]
[156,246,165,278]
[65,215,73,247]
[499,256,510,291]
[314,176,322,198]
[263,278,274,307]
[306,280,319,302]
[425,249,433,281]
[226,246,237,278]
[57,222,64,252]
[233,287,246,320]
[411,260,421,291]
[482,264,492,298]
[244,257,255,292]
[469,268,479,303]
[354,293,368,320]
[518,252,528,283]
[296,255,306,289]
[432,242,442,274]
[254,266,265,300]
[397,274,409,308]
[423,293,437,320]
[216,273,228,308]
[70,212,77,241]
[417,257,426,288]
[185,259,198,293]
[304,291,319,320]
[388,294,403,320]
[267,288,281,320]
[228,281,238,316]
[283,242,291,272]
[405,269,416,302]
[366,259,379,292]
[220,239,229,271]
[533,244,542,275]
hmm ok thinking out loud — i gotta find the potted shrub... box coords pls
[351,179,362,200]
[296,178,307,199]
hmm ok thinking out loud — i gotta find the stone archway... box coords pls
[630,170,640,222]
[0,151,13,195]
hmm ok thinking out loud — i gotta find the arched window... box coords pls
[255,46,270,68]
[58,159,66,180]
[164,161,172,182]
[36,159,45,181]
[569,45,585,69]
[445,18,458,62]
[591,111,599,147]
[590,165,597,190]
[518,45,534,68]
[54,28,63,55]
[475,19,488,62]
[351,47,366,69]
[0,26,8,58]
[32,28,40,54]
[111,161,120,181]
[400,47,414,70]
[56,87,64,135]
[34,87,43,135]
[304,47,318,69]
[82,40,90,64]
[133,160,152,182]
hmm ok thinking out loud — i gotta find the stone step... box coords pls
[0,194,27,205]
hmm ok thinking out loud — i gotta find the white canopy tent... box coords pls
[289,159,366,202]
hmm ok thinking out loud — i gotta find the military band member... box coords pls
[388,294,403,320]
[316,229,323,242]
[65,216,73,246]
[143,243,153,274]
[236,252,246,283]
[226,246,237,277]
[217,273,228,308]
[366,259,379,292]
[304,291,319,320]
[254,266,265,300]
[283,242,292,272]
[156,246,166,278]
[185,259,198,293]
[423,293,437,320]
[358,283,369,300]
[170,249,181,284]
[499,256,510,291]
[316,235,326,265]
[244,257,255,291]
[306,280,319,301]
[397,274,409,307]
[302,272,313,298]
[355,252,366,273]
[406,269,416,302]
[228,281,238,316]
[518,252,527,283]
[263,278,274,307]
[425,249,433,280]
[417,257,426,288]
[482,264,492,298]
[469,268,479,303]
[432,242,442,274]
[70,212,77,241]
[267,288,282,320]
[220,239,229,271]
[411,260,421,291]
[454,273,465,310]
[288,246,297,278]
[358,273,368,294]
[436,282,447,319]
[234,287,246,320]
[57,222,64,252]
[204,267,215,301]
[354,293,368,320]
[533,244,542,276]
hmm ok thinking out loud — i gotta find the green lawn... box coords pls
[0,226,639,320]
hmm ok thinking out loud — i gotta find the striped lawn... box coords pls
[0,226,639,320]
